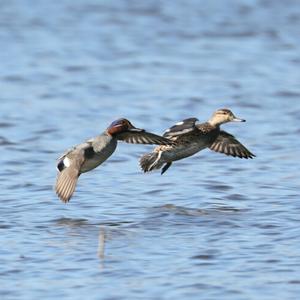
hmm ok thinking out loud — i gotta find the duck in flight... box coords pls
[140,109,255,175]
[55,118,173,202]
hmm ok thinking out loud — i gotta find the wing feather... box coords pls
[55,149,85,202]
[117,131,172,145]
[209,130,255,159]
[163,118,199,139]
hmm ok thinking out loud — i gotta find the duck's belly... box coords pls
[162,142,207,162]
[80,152,110,173]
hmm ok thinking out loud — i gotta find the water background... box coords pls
[1,0,300,299]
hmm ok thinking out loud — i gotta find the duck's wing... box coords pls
[116,130,172,145]
[209,130,255,159]
[56,147,74,161]
[163,118,199,140]
[55,148,85,203]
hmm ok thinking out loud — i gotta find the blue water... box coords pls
[1,0,300,299]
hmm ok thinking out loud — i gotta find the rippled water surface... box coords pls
[1,0,300,299]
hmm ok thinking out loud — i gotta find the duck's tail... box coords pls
[140,152,173,174]
[140,152,164,173]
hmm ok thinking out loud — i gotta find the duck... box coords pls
[140,109,255,175]
[55,118,173,202]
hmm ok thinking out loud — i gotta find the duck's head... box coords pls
[107,118,144,136]
[208,109,245,126]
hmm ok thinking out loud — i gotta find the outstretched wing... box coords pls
[55,148,85,203]
[116,130,172,145]
[163,118,199,139]
[209,130,255,159]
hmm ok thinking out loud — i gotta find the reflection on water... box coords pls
[1,0,300,299]
[98,228,105,259]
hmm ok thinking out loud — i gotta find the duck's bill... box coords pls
[232,117,246,122]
